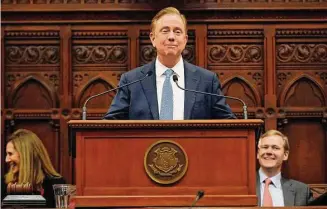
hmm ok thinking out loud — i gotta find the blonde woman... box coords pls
[2,129,65,207]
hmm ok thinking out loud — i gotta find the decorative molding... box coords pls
[5,72,60,94]
[208,44,263,64]
[277,72,292,87]
[182,45,195,64]
[284,111,323,117]
[72,72,121,92]
[72,31,128,39]
[276,29,327,38]
[234,111,256,119]
[72,45,128,64]
[140,45,156,65]
[4,110,55,119]
[13,113,52,119]
[5,31,59,38]
[208,29,264,38]
[280,76,325,107]
[319,72,327,86]
[251,72,262,85]
[6,46,60,65]
[276,44,327,64]
[68,120,264,129]
[222,76,261,107]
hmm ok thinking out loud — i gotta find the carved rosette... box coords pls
[6,46,60,65]
[140,45,156,64]
[72,45,127,64]
[276,44,327,64]
[208,45,263,64]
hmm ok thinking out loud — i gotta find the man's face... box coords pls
[150,14,188,61]
[6,141,20,174]
[257,135,289,172]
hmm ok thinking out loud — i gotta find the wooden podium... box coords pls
[68,119,263,207]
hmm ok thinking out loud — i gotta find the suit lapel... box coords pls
[183,61,200,119]
[282,177,295,206]
[140,61,159,119]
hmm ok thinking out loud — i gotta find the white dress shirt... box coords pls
[156,57,185,120]
[259,168,285,206]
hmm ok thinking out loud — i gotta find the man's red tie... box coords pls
[263,178,273,206]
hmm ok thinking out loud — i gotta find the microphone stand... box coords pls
[82,72,152,120]
[173,75,248,119]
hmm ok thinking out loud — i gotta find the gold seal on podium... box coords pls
[144,140,188,185]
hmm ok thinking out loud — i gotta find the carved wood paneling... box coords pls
[4,30,60,109]
[208,28,264,111]
[276,28,327,109]
[72,29,128,109]
[281,119,326,183]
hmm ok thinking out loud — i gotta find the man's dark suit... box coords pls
[103,60,235,120]
[256,173,313,206]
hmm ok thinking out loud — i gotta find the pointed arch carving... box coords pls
[8,75,58,108]
[221,76,261,107]
[279,75,325,107]
[75,76,117,108]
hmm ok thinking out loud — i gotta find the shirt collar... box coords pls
[259,168,282,188]
[155,57,183,77]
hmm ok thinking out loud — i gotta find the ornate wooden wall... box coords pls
[1,1,327,186]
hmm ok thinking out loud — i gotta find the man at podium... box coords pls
[103,7,235,120]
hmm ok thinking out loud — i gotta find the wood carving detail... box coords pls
[276,29,327,38]
[140,45,156,64]
[76,78,115,108]
[208,45,263,64]
[6,46,60,65]
[72,45,127,64]
[8,76,57,108]
[319,72,327,86]
[207,29,264,38]
[72,31,127,38]
[6,73,59,93]
[222,77,261,107]
[277,72,292,87]
[276,44,327,64]
[280,77,325,107]
[5,31,59,38]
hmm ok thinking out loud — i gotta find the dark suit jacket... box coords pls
[256,173,313,206]
[103,60,235,120]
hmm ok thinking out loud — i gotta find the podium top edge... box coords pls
[68,119,264,128]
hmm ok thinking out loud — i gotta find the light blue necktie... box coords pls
[160,69,174,120]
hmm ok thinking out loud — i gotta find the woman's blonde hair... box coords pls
[5,129,61,189]
[151,7,187,33]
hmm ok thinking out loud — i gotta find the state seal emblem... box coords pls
[144,140,188,184]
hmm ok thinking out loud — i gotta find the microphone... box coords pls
[82,71,153,120]
[173,75,248,119]
[190,190,205,208]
